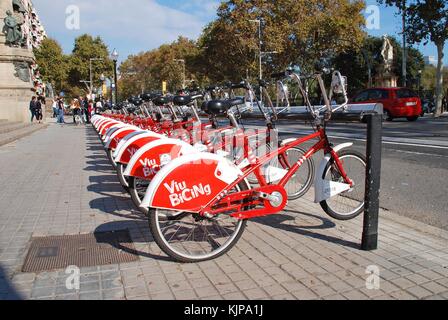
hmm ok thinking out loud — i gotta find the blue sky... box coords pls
[33,0,447,65]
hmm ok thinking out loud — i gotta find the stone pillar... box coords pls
[0,0,36,122]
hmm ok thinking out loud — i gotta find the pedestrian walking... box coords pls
[71,98,81,124]
[29,96,37,123]
[52,97,58,118]
[35,96,43,124]
[57,98,65,124]
[83,97,91,124]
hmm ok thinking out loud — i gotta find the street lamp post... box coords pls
[250,19,271,102]
[249,19,262,80]
[111,49,119,104]
[173,59,186,89]
[417,69,422,98]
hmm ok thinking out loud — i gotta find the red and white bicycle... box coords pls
[136,68,366,262]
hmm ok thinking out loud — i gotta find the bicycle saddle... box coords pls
[134,98,144,106]
[173,95,192,106]
[202,98,245,115]
[172,94,203,106]
[153,96,172,107]
[141,92,160,102]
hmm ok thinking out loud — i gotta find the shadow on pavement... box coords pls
[252,209,360,249]
[89,196,146,221]
[93,221,172,262]
[0,265,23,300]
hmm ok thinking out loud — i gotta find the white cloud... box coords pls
[32,0,214,60]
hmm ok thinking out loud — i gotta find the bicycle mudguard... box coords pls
[91,116,102,126]
[140,153,242,213]
[314,142,353,203]
[95,118,111,131]
[104,126,140,150]
[113,130,147,158]
[114,131,164,164]
[123,138,198,180]
[99,120,120,136]
[102,124,125,143]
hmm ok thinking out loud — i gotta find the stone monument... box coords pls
[374,35,398,88]
[0,0,40,122]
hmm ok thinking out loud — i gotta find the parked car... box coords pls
[351,88,422,121]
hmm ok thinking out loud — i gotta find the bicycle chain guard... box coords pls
[205,185,288,220]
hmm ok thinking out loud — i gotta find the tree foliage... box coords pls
[333,36,425,94]
[379,0,448,115]
[67,34,114,94]
[33,38,69,93]
[119,37,202,99]
[34,34,114,98]
[197,0,366,82]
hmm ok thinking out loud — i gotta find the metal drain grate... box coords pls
[22,230,139,272]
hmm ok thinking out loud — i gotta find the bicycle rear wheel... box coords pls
[248,146,314,200]
[320,150,366,220]
[148,181,250,263]
[282,147,314,200]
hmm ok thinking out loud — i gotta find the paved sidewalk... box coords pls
[0,121,447,300]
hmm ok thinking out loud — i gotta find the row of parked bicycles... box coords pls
[91,67,366,263]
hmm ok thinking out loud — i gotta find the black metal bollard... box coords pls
[361,113,382,251]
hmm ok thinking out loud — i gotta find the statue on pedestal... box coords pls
[2,10,23,47]
[380,35,394,74]
[374,35,398,88]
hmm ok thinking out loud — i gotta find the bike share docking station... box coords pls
[242,105,384,251]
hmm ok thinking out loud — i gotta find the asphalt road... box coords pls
[241,114,448,230]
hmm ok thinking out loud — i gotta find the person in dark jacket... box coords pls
[35,96,43,124]
[29,96,37,123]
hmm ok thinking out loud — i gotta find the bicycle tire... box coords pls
[248,145,314,200]
[116,163,130,192]
[128,176,149,216]
[320,150,366,220]
[106,148,118,170]
[148,180,250,263]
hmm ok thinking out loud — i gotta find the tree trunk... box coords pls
[434,42,444,117]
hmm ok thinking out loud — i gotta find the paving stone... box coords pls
[222,292,247,300]
[389,290,417,300]
[173,289,197,300]
[102,288,125,300]
[31,286,55,299]
[342,289,369,300]
[11,273,35,283]
[291,288,318,300]
[420,282,447,295]
[79,291,102,300]
[391,277,416,290]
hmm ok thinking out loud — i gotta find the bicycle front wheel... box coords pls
[106,148,118,170]
[116,163,130,192]
[320,150,366,220]
[148,181,250,263]
[128,176,150,215]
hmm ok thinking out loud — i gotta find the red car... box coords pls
[351,87,422,121]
